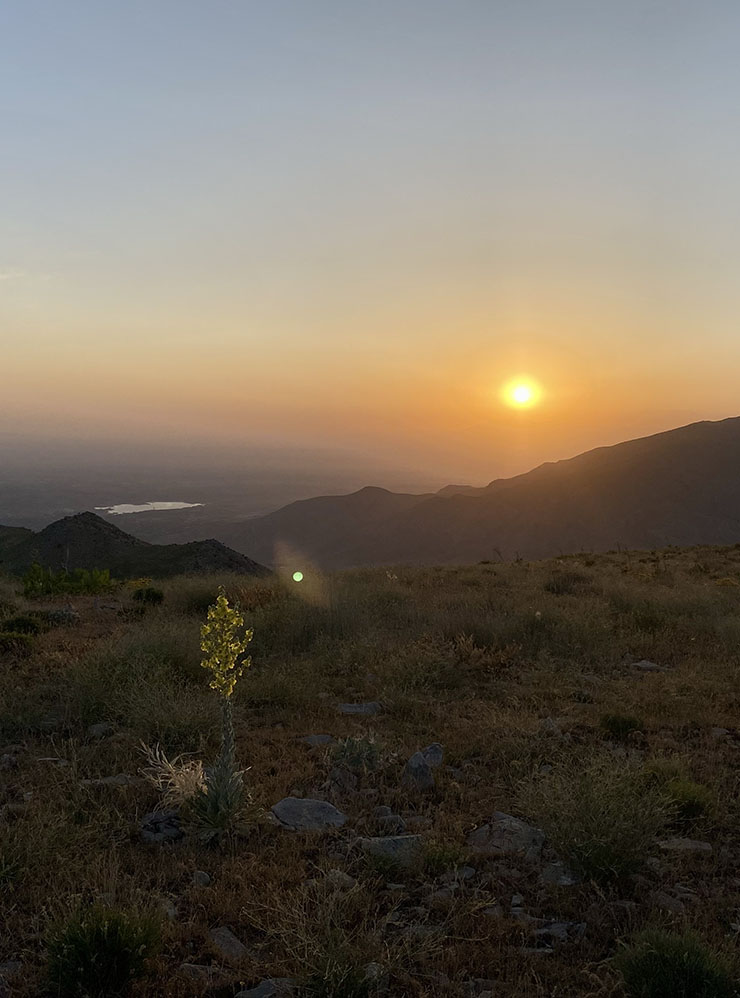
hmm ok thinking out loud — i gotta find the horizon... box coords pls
[4,3,740,485]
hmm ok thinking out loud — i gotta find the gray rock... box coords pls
[540,717,562,737]
[658,837,713,854]
[325,868,357,890]
[441,865,476,884]
[710,727,730,740]
[44,608,80,626]
[193,870,211,887]
[649,890,685,913]
[359,834,423,869]
[540,860,582,887]
[531,920,586,945]
[302,734,336,747]
[466,812,545,861]
[329,766,358,792]
[81,773,132,787]
[210,925,249,963]
[160,898,177,922]
[87,721,115,739]
[272,797,347,831]
[421,743,444,767]
[373,805,393,818]
[236,981,296,998]
[401,751,435,792]
[634,659,667,672]
[338,701,382,716]
[140,809,183,844]
[376,813,405,834]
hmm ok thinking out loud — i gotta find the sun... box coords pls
[502,378,541,408]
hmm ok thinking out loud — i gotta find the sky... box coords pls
[2,1,740,486]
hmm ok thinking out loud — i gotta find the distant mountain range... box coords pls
[0,511,269,578]
[218,416,740,569]
[2,417,739,574]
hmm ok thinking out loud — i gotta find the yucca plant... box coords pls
[142,589,257,843]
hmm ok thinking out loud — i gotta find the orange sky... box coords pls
[3,3,740,485]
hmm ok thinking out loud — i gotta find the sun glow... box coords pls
[501,378,541,408]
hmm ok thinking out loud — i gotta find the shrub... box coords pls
[46,905,161,997]
[601,713,645,739]
[519,756,668,883]
[661,778,714,825]
[0,631,34,656]
[132,586,164,606]
[302,962,373,998]
[23,563,113,597]
[332,736,381,773]
[616,929,735,998]
[2,614,41,634]
[421,840,466,877]
[544,569,590,595]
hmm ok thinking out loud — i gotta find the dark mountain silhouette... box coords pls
[220,417,740,569]
[0,511,269,578]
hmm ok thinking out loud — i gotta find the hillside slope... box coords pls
[0,511,269,578]
[224,417,740,568]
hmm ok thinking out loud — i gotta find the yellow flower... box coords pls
[200,590,253,699]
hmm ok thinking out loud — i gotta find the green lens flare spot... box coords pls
[292,571,304,582]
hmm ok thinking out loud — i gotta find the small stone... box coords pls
[210,926,249,963]
[634,660,667,672]
[482,904,504,917]
[511,893,524,908]
[272,797,347,831]
[376,814,406,834]
[235,981,296,998]
[359,834,423,869]
[338,701,382,716]
[540,861,582,887]
[302,734,336,747]
[421,743,444,767]
[87,722,115,739]
[531,920,586,945]
[193,870,211,887]
[710,727,730,740]
[401,751,435,793]
[649,890,685,913]
[441,866,475,884]
[658,837,713,854]
[160,898,177,922]
[540,717,561,737]
[140,809,183,844]
[325,868,357,890]
[373,805,393,818]
[466,812,545,861]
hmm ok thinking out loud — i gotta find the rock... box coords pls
[377,814,405,833]
[338,701,382,716]
[210,926,249,963]
[359,834,423,869]
[658,837,713,854]
[634,660,667,672]
[649,890,686,913]
[482,904,504,917]
[272,797,347,831]
[404,815,432,831]
[466,812,545,861]
[710,727,730,740]
[401,751,435,792]
[160,898,177,922]
[236,980,296,998]
[540,717,562,737]
[328,767,358,793]
[140,809,183,844]
[81,773,132,787]
[86,721,115,739]
[373,805,393,818]
[421,743,444,767]
[441,866,475,884]
[531,920,586,945]
[302,734,336,747]
[44,608,80,626]
[325,868,357,890]
[193,870,211,887]
[540,861,582,887]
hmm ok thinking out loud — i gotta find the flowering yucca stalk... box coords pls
[186,589,254,842]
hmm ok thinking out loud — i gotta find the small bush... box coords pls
[0,631,34,656]
[616,929,735,998]
[302,962,373,998]
[601,713,645,739]
[544,569,590,595]
[332,736,381,773]
[421,840,466,878]
[23,563,113,597]
[2,614,41,634]
[132,586,164,606]
[661,778,714,825]
[46,905,161,997]
[519,756,668,883]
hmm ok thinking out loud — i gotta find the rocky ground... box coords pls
[0,545,739,996]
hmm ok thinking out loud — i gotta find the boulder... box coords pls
[466,812,545,861]
[359,834,423,869]
[401,751,435,792]
[272,797,347,831]
[210,926,249,963]
[140,809,183,844]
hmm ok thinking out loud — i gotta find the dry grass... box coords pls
[0,543,739,995]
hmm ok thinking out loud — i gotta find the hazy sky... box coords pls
[2,1,740,484]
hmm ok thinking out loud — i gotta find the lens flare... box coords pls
[292,571,304,582]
